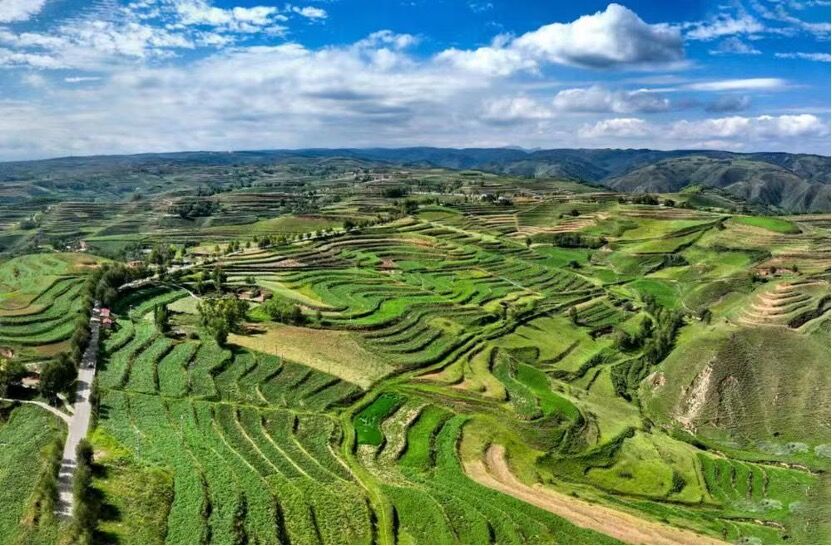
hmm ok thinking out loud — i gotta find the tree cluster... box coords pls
[551,232,607,249]
[197,296,249,346]
[262,299,306,325]
[382,187,408,198]
[169,199,219,219]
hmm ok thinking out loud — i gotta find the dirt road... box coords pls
[0,397,70,424]
[465,444,725,545]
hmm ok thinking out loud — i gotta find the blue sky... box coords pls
[0,0,829,160]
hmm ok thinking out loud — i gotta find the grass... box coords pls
[90,430,174,545]
[354,392,405,445]
[229,323,392,388]
[732,215,800,234]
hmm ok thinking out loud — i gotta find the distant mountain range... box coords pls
[1,147,829,212]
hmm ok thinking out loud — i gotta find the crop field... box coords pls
[0,404,64,544]
[0,161,828,545]
[0,253,104,359]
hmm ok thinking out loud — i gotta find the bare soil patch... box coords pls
[465,444,724,545]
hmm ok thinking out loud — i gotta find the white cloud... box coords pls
[552,85,670,113]
[0,3,826,158]
[65,76,102,83]
[685,13,765,40]
[468,2,493,13]
[705,95,752,113]
[685,78,787,91]
[0,0,47,23]
[289,6,327,20]
[709,37,762,55]
[775,51,831,61]
[0,0,297,70]
[749,0,831,36]
[481,96,552,122]
[0,47,64,68]
[355,30,418,51]
[579,117,650,138]
[437,3,683,74]
[671,114,828,140]
[173,1,287,33]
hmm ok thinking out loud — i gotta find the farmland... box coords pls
[0,156,829,545]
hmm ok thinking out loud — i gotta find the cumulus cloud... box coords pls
[552,86,670,113]
[579,117,650,138]
[481,96,552,123]
[775,51,831,61]
[289,6,327,20]
[0,2,826,158]
[670,114,828,140]
[0,0,47,23]
[575,114,828,148]
[355,30,418,51]
[438,3,683,74]
[172,0,287,33]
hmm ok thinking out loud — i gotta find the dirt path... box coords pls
[0,397,71,424]
[465,444,725,545]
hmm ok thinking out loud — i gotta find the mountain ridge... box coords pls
[0,147,828,212]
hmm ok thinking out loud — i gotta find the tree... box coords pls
[197,296,249,346]
[154,303,170,333]
[0,357,24,398]
[262,299,306,325]
[212,266,227,293]
[40,354,76,401]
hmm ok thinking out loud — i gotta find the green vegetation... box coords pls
[732,215,801,234]
[0,155,828,545]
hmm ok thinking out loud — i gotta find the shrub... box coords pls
[262,299,305,325]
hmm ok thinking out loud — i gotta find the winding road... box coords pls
[55,305,101,520]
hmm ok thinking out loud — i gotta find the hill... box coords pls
[605,155,831,213]
[1,147,828,212]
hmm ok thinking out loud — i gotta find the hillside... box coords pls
[1,147,828,213]
[605,156,832,213]
[0,159,829,545]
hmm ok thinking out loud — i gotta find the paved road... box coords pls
[55,306,101,520]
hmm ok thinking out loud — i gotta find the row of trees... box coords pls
[71,439,98,544]
[612,295,685,365]
[551,232,608,249]
[41,263,146,401]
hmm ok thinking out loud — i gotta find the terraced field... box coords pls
[1,164,828,545]
[0,253,103,357]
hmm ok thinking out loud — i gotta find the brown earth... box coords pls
[464,444,725,545]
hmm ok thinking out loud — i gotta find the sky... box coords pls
[0,0,829,160]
